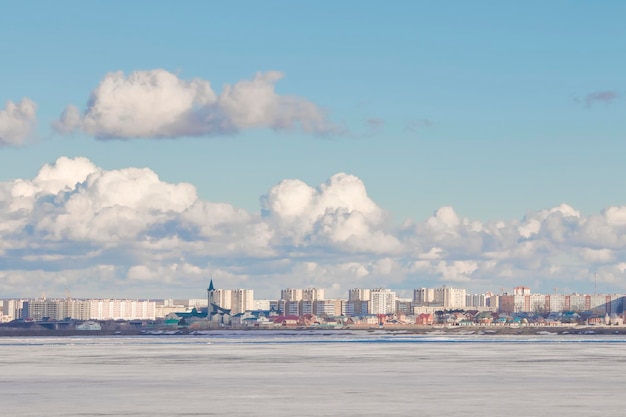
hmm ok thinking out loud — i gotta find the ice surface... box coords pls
[1,332,625,416]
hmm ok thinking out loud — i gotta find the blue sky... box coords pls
[1,1,625,299]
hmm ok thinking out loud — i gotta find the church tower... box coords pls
[207,279,215,321]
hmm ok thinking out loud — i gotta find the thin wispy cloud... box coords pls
[584,90,620,107]
[365,118,384,131]
[404,118,433,132]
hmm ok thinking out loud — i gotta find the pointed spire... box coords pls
[208,279,215,292]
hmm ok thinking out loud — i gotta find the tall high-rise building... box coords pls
[278,288,324,315]
[303,288,324,301]
[281,288,303,302]
[212,289,233,311]
[413,288,435,305]
[466,294,488,308]
[433,286,466,309]
[231,289,254,315]
[2,299,26,320]
[349,288,371,301]
[369,289,397,315]
[281,288,324,302]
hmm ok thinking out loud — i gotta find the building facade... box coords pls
[369,289,397,315]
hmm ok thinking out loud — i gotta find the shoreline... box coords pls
[1,325,625,337]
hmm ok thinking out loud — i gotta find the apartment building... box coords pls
[433,286,466,309]
[2,299,26,321]
[413,288,435,305]
[498,290,624,315]
[89,299,156,320]
[207,280,255,319]
[21,299,154,321]
[369,288,397,315]
[349,288,371,302]
[276,287,325,315]
[314,299,342,316]
[231,289,254,315]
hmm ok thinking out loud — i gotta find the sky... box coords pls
[1,1,626,300]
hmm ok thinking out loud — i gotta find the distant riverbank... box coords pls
[1,324,626,337]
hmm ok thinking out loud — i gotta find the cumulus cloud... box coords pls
[5,157,626,298]
[261,172,401,253]
[584,90,619,107]
[0,98,37,146]
[53,69,341,139]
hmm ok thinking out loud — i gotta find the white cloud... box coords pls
[23,156,99,196]
[127,262,204,284]
[217,71,336,133]
[428,206,460,229]
[4,157,626,298]
[0,98,37,147]
[579,248,614,263]
[261,172,401,253]
[518,219,541,238]
[52,105,82,134]
[604,206,626,226]
[419,247,444,260]
[54,69,340,139]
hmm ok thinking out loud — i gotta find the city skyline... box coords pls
[4,282,624,323]
[2,2,626,299]
[3,281,622,304]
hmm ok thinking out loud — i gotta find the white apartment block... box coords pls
[466,294,488,308]
[66,300,91,320]
[513,286,531,296]
[24,299,91,321]
[499,290,624,315]
[282,300,301,316]
[21,299,155,321]
[396,299,413,314]
[211,289,233,311]
[349,288,371,302]
[413,288,435,305]
[314,299,342,316]
[369,289,397,314]
[433,286,466,309]
[303,288,324,301]
[89,299,156,320]
[281,288,303,301]
[231,289,254,315]
[281,288,324,302]
[2,299,26,321]
[300,300,313,315]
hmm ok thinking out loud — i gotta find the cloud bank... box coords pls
[54,70,341,139]
[3,156,626,299]
[0,98,37,147]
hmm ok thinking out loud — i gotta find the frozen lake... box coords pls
[1,331,625,416]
